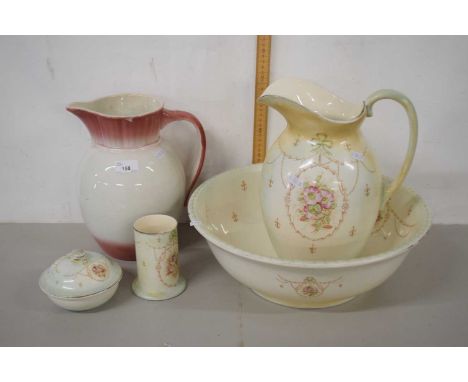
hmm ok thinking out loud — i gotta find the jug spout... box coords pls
[67,93,165,149]
[259,78,366,132]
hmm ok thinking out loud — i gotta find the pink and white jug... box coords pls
[68,93,206,261]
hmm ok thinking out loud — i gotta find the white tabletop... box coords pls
[0,223,466,346]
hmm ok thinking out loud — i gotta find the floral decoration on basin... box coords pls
[187,163,431,309]
[277,274,342,297]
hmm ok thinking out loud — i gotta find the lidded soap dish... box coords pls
[39,249,123,311]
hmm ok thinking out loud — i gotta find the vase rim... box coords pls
[259,78,366,125]
[67,93,164,119]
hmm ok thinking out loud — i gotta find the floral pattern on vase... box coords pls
[258,79,419,261]
[132,215,186,300]
[155,230,179,287]
[261,126,377,260]
[285,166,349,242]
[298,175,337,231]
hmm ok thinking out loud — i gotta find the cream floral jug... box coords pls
[259,78,418,261]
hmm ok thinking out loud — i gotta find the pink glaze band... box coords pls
[67,105,206,205]
[94,237,136,261]
[67,107,164,149]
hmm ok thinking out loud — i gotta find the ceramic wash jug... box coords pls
[259,78,417,261]
[68,94,206,261]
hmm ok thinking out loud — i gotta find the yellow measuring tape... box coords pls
[252,35,272,164]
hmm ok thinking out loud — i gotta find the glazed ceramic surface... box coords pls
[132,214,186,300]
[68,94,206,260]
[259,78,418,261]
[45,284,120,312]
[188,164,431,309]
[39,249,122,311]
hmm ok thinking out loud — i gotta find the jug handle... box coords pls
[365,89,418,211]
[161,109,207,206]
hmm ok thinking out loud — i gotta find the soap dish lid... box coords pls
[39,249,122,299]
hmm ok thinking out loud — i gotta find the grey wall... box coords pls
[0,36,467,223]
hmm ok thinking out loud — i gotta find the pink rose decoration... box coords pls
[297,177,337,230]
[319,189,335,209]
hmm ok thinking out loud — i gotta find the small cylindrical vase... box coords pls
[132,215,186,300]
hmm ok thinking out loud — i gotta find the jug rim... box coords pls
[259,77,367,125]
[259,94,367,125]
[67,93,164,119]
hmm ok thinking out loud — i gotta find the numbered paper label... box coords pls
[115,160,139,173]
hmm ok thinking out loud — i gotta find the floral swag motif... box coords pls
[277,274,342,297]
